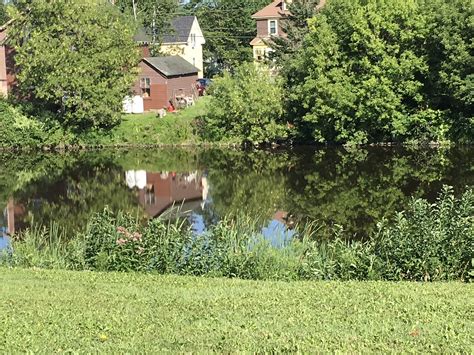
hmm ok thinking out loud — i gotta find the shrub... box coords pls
[373,186,473,281]
[1,222,85,270]
[83,208,192,272]
[0,100,45,148]
[202,63,287,145]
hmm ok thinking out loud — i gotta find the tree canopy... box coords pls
[270,0,320,66]
[8,0,140,131]
[285,0,473,144]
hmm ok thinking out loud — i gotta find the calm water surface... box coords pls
[0,147,472,245]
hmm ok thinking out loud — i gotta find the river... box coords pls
[0,146,472,249]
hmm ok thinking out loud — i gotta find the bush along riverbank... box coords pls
[2,186,473,281]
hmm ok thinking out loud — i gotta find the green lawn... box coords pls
[0,268,472,353]
[96,96,210,146]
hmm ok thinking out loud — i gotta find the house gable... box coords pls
[251,0,290,20]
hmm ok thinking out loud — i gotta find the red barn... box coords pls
[132,55,199,112]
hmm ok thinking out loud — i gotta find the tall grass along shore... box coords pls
[2,186,472,282]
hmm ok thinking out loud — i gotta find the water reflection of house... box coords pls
[1,198,21,235]
[126,171,208,218]
[273,210,295,228]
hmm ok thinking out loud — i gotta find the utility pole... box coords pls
[152,5,156,42]
[132,0,137,20]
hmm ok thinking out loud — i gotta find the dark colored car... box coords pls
[196,78,212,96]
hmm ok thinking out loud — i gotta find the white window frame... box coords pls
[268,20,278,36]
[140,77,151,98]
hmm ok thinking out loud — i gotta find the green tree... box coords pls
[0,2,9,25]
[8,0,140,131]
[286,0,473,144]
[115,0,178,44]
[424,0,473,142]
[185,0,269,75]
[288,0,438,144]
[202,63,287,144]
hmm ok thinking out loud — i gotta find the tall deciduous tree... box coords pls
[8,0,140,131]
[424,0,473,142]
[0,2,9,25]
[287,0,472,144]
[269,0,320,66]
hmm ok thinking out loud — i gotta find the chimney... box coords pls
[282,0,292,11]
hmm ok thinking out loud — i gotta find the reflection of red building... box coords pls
[273,210,295,228]
[127,171,206,218]
[2,198,25,235]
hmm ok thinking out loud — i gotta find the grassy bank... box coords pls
[90,96,210,146]
[0,268,472,353]
[0,97,210,150]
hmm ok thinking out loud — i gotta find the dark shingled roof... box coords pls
[162,16,195,44]
[134,16,196,44]
[143,56,199,77]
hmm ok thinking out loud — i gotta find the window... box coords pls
[191,33,196,48]
[140,78,151,98]
[269,20,278,35]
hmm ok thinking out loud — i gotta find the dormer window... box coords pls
[269,20,278,36]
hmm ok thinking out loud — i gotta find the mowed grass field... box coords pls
[97,96,210,146]
[0,268,472,353]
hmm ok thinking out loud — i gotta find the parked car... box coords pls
[196,78,212,96]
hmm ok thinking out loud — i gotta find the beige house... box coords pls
[250,0,326,62]
[160,16,205,78]
[250,1,291,62]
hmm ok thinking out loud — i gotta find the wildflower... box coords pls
[117,226,127,234]
[132,232,142,242]
[99,333,108,342]
[116,238,127,246]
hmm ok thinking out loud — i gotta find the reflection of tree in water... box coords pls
[0,147,472,240]
[201,147,473,239]
[284,147,473,238]
[202,149,294,228]
[6,155,145,235]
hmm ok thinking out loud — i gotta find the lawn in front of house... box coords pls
[97,96,210,146]
[0,268,472,353]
